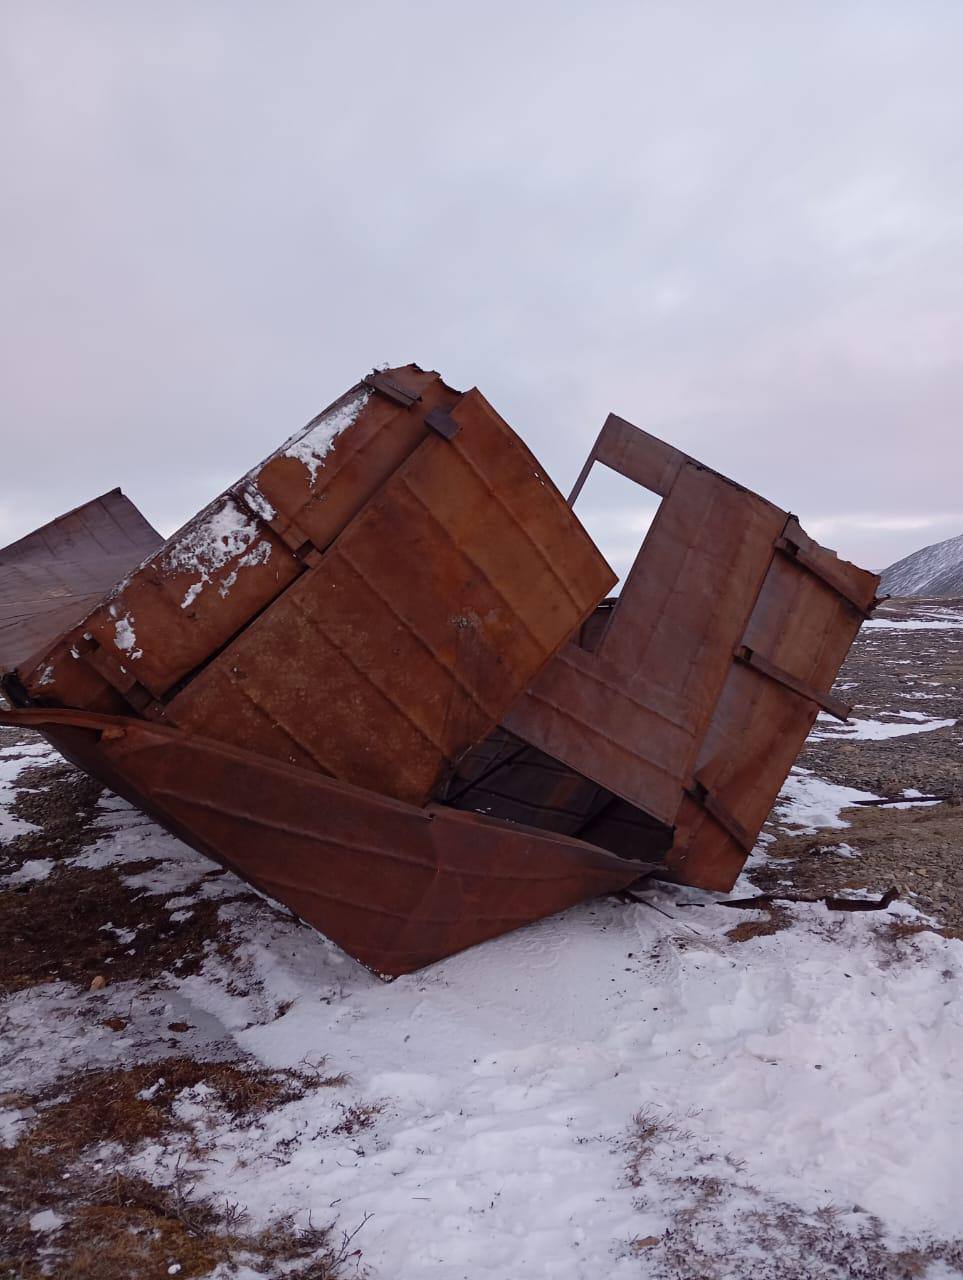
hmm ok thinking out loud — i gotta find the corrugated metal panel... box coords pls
[1,366,879,973]
[0,490,162,674]
[499,414,879,887]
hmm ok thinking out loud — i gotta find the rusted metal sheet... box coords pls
[0,489,162,674]
[11,369,613,810]
[0,707,650,976]
[489,414,879,887]
[162,386,615,805]
[1,363,878,976]
[664,515,878,890]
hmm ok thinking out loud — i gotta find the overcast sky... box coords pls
[3,2,962,575]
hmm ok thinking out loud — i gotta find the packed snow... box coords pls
[863,617,963,631]
[771,767,878,831]
[2,733,962,1277]
[111,609,143,660]
[810,712,956,741]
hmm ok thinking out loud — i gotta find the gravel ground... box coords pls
[752,596,963,934]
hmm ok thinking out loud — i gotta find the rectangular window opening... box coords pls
[572,462,661,597]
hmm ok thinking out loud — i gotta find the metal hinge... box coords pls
[424,408,460,440]
[774,535,873,618]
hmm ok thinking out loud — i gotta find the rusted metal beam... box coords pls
[0,705,652,977]
[424,407,460,440]
[774,534,874,618]
[734,644,851,722]
[363,370,421,407]
[684,777,755,854]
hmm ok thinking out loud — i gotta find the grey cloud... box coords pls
[3,2,962,572]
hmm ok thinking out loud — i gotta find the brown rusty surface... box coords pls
[504,435,789,823]
[1,363,879,974]
[10,381,431,710]
[0,489,162,674]
[0,707,651,976]
[14,368,613,810]
[497,413,879,888]
[162,384,614,805]
[664,516,878,890]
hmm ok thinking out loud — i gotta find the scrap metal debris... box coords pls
[0,363,881,976]
[682,888,903,913]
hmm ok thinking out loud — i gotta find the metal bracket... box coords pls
[363,371,421,408]
[774,536,872,618]
[75,638,165,720]
[735,645,851,722]
[235,493,324,569]
[424,408,460,440]
[685,778,755,853]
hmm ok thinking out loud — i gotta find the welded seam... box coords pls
[334,548,496,720]
[393,475,567,653]
[439,434,589,613]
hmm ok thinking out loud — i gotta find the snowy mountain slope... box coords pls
[880,530,963,597]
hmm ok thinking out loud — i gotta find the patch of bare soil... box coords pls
[755,801,963,938]
[0,1058,354,1279]
[0,726,264,996]
[724,902,792,943]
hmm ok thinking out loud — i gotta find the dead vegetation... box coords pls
[0,1056,357,1278]
[725,902,792,943]
[1,753,105,871]
[0,860,256,995]
[2,1166,357,1279]
[27,1056,338,1154]
[620,1111,963,1279]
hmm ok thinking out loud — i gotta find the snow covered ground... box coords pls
[2,729,962,1278]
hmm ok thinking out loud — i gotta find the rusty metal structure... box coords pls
[0,364,880,976]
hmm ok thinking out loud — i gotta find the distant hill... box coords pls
[880,531,963,597]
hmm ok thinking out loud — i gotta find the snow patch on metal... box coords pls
[160,498,267,610]
[240,483,277,523]
[112,612,142,660]
[216,538,274,597]
[277,388,370,482]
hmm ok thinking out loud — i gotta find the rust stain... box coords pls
[0,363,879,977]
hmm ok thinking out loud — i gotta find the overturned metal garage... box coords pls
[0,364,880,975]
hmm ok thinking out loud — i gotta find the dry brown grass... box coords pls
[0,1057,356,1279]
[0,860,255,995]
[620,1111,963,1279]
[725,902,792,943]
[26,1057,337,1157]
[3,1166,354,1279]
